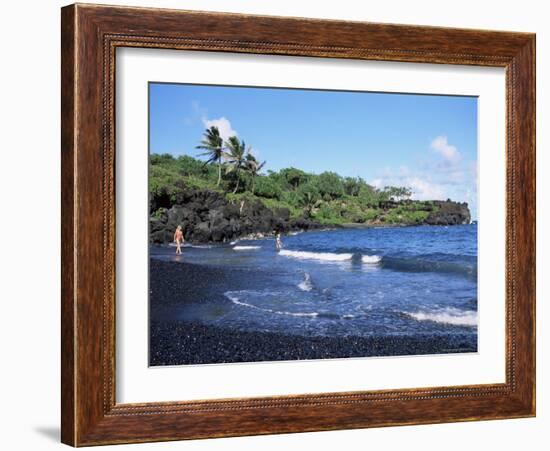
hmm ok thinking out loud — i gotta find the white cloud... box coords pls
[430,135,461,163]
[404,177,445,200]
[370,168,445,201]
[371,178,384,189]
[367,136,477,218]
[201,116,238,142]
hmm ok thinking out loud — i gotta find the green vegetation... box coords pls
[196,126,225,186]
[150,125,438,226]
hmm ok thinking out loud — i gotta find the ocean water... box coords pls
[150,225,478,339]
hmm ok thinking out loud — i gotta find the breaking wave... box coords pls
[381,255,476,279]
[361,254,382,264]
[297,272,313,292]
[279,249,353,262]
[233,245,261,250]
[405,308,477,327]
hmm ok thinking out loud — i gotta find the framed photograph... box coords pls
[61,3,535,446]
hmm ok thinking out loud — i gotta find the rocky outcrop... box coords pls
[150,188,472,244]
[149,188,322,244]
[426,200,471,225]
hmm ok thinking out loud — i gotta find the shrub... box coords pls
[279,167,310,189]
[316,172,345,200]
[253,176,282,200]
[358,184,380,206]
[313,202,345,224]
[343,177,366,197]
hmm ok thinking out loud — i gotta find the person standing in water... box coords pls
[275,232,283,251]
[174,225,184,255]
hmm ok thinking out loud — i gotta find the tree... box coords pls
[175,154,215,178]
[245,152,266,194]
[316,171,345,200]
[343,176,366,197]
[357,183,379,207]
[196,126,225,186]
[225,136,248,193]
[280,167,309,189]
[297,182,321,217]
[254,176,282,199]
[383,185,412,202]
[399,187,412,201]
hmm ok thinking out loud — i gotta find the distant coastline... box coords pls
[149,151,471,244]
[150,185,472,244]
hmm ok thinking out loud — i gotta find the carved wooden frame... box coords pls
[61,3,535,446]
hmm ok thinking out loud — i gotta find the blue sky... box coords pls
[150,83,478,219]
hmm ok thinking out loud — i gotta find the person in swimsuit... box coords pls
[174,225,184,255]
[275,232,283,251]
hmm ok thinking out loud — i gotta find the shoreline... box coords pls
[149,259,477,366]
[154,221,475,245]
[339,222,412,229]
[150,184,472,245]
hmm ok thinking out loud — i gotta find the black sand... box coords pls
[149,259,477,366]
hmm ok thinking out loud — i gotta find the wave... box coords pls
[405,308,477,327]
[297,272,313,292]
[278,247,472,277]
[279,249,353,262]
[361,254,382,264]
[168,243,213,249]
[224,291,360,320]
[233,245,261,250]
[224,292,319,317]
[381,256,476,279]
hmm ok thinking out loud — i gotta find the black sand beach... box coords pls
[149,258,476,366]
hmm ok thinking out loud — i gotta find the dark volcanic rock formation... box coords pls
[149,188,472,244]
[149,188,321,244]
[426,200,471,226]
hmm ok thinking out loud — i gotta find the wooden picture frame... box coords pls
[61,3,535,446]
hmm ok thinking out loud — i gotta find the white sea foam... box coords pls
[361,254,382,264]
[233,245,261,250]
[297,273,313,292]
[288,230,303,236]
[281,311,319,317]
[224,293,259,309]
[169,243,212,248]
[406,308,477,327]
[225,291,318,318]
[279,249,353,262]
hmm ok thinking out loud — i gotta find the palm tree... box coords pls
[225,136,248,193]
[196,126,225,186]
[245,152,265,194]
[298,183,320,217]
